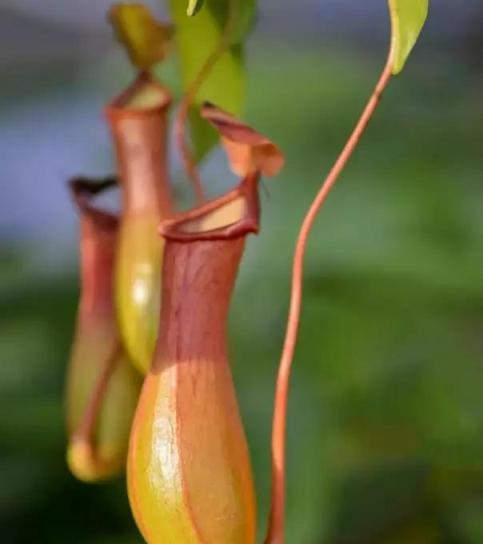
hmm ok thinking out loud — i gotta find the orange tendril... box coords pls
[265,48,395,544]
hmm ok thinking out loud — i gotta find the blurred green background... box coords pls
[1,1,483,543]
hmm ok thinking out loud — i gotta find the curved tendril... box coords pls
[265,47,395,544]
[174,0,239,204]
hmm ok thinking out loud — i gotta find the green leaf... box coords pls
[109,4,173,71]
[168,0,257,160]
[208,0,257,45]
[388,0,429,75]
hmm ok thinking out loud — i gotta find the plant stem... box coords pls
[265,53,394,544]
[174,0,238,204]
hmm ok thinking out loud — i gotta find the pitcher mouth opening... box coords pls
[160,174,261,243]
[106,72,171,119]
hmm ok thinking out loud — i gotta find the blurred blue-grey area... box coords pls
[1,1,483,542]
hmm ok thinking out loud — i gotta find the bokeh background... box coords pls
[1,1,483,542]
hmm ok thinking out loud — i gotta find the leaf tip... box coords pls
[187,0,204,17]
[388,0,429,75]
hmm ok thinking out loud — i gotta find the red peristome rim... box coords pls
[160,174,261,243]
[105,71,172,123]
